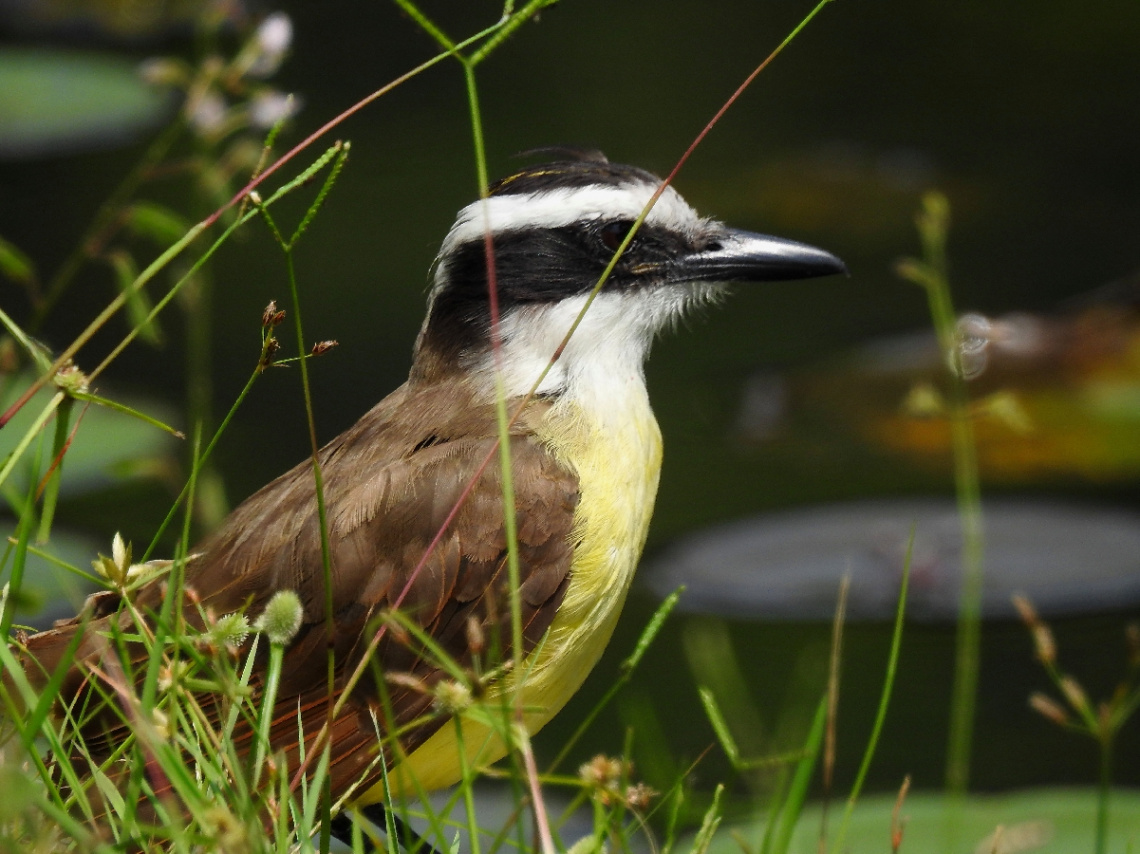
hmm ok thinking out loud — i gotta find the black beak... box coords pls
[672,228,847,284]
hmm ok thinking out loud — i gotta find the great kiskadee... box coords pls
[13,151,844,838]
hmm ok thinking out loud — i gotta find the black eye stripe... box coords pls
[422,217,709,363]
[441,221,699,308]
[599,220,636,252]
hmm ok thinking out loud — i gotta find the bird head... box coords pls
[412,152,846,397]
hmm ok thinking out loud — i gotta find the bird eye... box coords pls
[599,220,635,252]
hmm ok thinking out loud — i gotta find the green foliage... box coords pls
[896,192,985,802]
[0,236,36,290]
[1014,596,1140,854]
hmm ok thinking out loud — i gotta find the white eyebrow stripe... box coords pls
[439,183,702,254]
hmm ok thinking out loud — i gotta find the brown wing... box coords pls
[17,378,579,810]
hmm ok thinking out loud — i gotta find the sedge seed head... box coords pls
[212,613,252,650]
[1059,675,1091,716]
[1012,594,1039,627]
[1029,692,1069,727]
[625,782,657,811]
[255,590,304,645]
[433,680,472,714]
[1032,623,1057,665]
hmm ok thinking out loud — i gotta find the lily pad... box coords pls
[707,787,1140,854]
[645,499,1140,621]
[0,523,102,626]
[0,375,179,497]
[0,48,172,159]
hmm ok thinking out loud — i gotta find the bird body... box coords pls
[378,384,662,799]
[10,153,844,834]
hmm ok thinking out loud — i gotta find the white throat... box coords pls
[464,285,719,418]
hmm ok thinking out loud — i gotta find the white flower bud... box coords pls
[188,91,227,135]
[111,533,130,575]
[138,57,186,87]
[249,91,300,129]
[249,13,293,78]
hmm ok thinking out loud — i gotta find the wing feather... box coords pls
[15,379,580,819]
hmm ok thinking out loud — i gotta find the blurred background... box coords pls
[1,0,1138,822]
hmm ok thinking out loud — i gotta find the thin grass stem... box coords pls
[830,530,913,854]
[1097,734,1112,854]
[897,193,985,808]
[770,695,827,854]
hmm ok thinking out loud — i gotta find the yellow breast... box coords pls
[365,384,662,801]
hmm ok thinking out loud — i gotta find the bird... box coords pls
[10,150,845,846]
